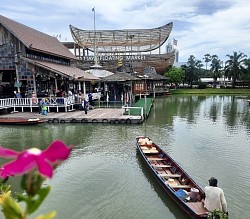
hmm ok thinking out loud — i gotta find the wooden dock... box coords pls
[0,108,143,124]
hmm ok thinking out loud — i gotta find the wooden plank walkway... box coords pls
[125,98,153,118]
[0,108,143,124]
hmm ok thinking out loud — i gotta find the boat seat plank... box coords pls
[170,185,192,189]
[186,202,209,216]
[160,173,181,178]
[147,157,167,161]
[152,164,171,168]
[143,150,159,154]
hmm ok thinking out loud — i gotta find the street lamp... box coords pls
[128,34,135,72]
[139,75,149,118]
[15,52,21,93]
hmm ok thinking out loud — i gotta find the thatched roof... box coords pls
[102,73,138,82]
[70,22,173,53]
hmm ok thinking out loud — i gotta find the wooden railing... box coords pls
[122,106,144,119]
[0,96,75,112]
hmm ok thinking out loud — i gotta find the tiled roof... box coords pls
[0,15,76,60]
[24,58,99,81]
[102,73,138,82]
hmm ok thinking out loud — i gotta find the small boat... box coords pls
[0,118,44,125]
[136,136,209,219]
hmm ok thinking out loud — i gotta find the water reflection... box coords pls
[0,95,249,219]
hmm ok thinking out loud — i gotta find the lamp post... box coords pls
[144,75,148,117]
[92,7,98,66]
[14,52,21,93]
[128,34,135,72]
[139,75,149,118]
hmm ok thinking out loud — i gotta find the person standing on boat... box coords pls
[204,177,228,214]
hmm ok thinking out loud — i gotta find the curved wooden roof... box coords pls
[70,22,172,53]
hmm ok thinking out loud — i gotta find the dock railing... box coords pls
[0,96,75,112]
[122,106,144,119]
[93,100,124,109]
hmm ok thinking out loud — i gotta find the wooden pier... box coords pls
[0,108,143,124]
[0,97,154,124]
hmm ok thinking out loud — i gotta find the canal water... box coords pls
[0,95,249,219]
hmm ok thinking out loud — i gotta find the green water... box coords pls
[0,95,249,219]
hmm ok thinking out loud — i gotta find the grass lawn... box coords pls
[170,88,250,95]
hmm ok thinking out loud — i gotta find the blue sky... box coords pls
[1,0,250,64]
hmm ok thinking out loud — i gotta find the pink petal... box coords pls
[0,147,19,158]
[0,152,36,178]
[35,156,53,178]
[42,140,71,163]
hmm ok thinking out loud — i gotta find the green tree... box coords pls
[225,51,247,88]
[242,58,250,81]
[210,55,222,86]
[184,55,204,88]
[203,54,212,71]
[164,66,184,85]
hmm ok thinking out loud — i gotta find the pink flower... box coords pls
[0,140,72,179]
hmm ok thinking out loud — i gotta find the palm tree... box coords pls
[203,54,211,71]
[210,55,222,87]
[225,51,247,88]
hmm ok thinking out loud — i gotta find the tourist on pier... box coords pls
[32,91,37,104]
[14,91,21,98]
[41,98,48,116]
[88,92,93,106]
[68,89,73,97]
[82,98,88,115]
[204,177,228,214]
[38,99,43,114]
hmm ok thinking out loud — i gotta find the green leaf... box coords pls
[35,210,57,219]
[26,186,51,215]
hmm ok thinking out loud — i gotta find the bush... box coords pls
[208,209,229,219]
[197,82,207,89]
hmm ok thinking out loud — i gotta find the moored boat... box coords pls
[136,136,209,218]
[0,118,44,125]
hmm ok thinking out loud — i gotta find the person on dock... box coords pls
[204,177,228,214]
[82,98,88,115]
[32,91,37,104]
[88,92,93,106]
[41,98,48,116]
[14,91,21,98]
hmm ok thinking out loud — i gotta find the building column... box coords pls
[83,81,86,99]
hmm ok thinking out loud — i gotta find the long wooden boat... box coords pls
[136,136,209,219]
[0,118,44,125]
[70,22,173,53]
